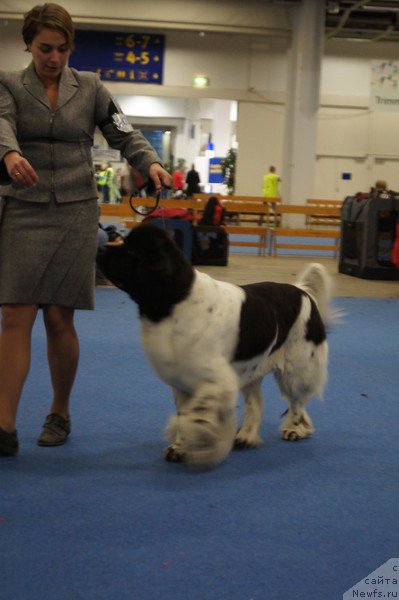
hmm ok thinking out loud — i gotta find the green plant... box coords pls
[221,148,236,195]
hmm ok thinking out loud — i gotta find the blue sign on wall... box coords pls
[209,158,225,184]
[69,30,164,84]
[140,130,164,161]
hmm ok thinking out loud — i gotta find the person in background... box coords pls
[113,167,123,203]
[371,179,388,196]
[100,163,111,203]
[101,162,121,204]
[119,163,139,198]
[0,2,170,457]
[262,165,280,199]
[96,165,106,201]
[172,164,185,197]
[185,163,201,197]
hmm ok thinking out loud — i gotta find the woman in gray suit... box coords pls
[0,3,171,456]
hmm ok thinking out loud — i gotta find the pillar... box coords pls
[212,100,233,158]
[281,0,325,203]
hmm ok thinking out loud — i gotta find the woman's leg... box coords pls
[42,305,79,419]
[0,304,38,432]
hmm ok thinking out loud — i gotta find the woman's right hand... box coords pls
[4,151,39,188]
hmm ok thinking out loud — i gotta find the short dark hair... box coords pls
[22,3,74,50]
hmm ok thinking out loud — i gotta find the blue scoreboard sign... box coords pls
[209,158,225,184]
[69,30,164,84]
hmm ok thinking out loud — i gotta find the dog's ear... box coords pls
[97,244,131,292]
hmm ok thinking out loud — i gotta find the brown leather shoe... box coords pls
[0,427,19,456]
[37,413,71,447]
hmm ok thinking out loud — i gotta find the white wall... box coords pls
[3,5,399,196]
[0,0,292,35]
[116,96,187,118]
[235,102,285,196]
[321,55,371,99]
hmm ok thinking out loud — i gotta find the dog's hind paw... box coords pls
[281,413,314,441]
[281,428,305,441]
[164,444,185,463]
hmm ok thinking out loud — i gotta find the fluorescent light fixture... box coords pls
[193,74,209,88]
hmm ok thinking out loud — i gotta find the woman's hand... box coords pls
[4,151,39,188]
[149,163,171,193]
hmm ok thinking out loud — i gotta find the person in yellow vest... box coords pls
[97,167,107,198]
[262,165,280,198]
[101,163,121,204]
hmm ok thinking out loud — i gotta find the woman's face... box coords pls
[29,27,71,83]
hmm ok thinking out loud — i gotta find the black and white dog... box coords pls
[98,224,333,469]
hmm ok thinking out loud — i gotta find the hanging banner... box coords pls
[69,30,164,84]
[370,60,399,111]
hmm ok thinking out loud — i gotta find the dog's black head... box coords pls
[97,224,195,322]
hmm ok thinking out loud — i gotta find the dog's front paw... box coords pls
[164,444,185,463]
[234,432,263,450]
[166,414,234,470]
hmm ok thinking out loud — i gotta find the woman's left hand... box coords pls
[149,163,171,193]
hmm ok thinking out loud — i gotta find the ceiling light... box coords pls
[193,74,209,88]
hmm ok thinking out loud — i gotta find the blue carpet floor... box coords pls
[1,289,398,600]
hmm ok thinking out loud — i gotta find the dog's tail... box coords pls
[295,263,339,326]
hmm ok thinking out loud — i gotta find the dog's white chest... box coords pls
[140,272,244,393]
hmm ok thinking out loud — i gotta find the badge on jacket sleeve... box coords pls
[107,99,133,133]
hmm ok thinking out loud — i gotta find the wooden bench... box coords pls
[100,198,341,257]
[100,196,281,224]
[120,223,269,255]
[100,198,271,256]
[305,199,343,228]
[224,225,269,255]
[272,228,340,256]
[193,193,275,203]
[276,204,341,219]
[99,203,136,218]
[119,197,206,224]
[193,194,281,226]
[127,193,274,227]
[272,205,341,256]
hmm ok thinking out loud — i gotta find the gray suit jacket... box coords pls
[0,62,161,202]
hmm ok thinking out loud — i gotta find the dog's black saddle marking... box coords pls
[305,298,326,345]
[234,282,305,361]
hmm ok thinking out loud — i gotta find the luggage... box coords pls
[150,218,194,260]
[339,192,399,280]
[148,220,229,266]
[192,225,229,266]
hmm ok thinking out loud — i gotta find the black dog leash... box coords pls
[129,185,171,217]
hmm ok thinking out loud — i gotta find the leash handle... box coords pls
[129,185,171,216]
[129,192,161,216]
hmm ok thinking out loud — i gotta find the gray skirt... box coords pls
[0,196,99,309]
